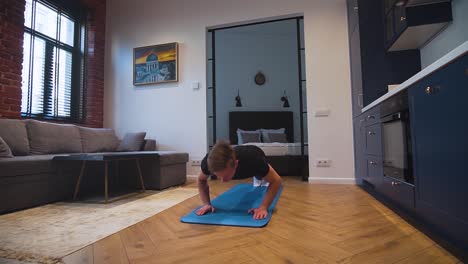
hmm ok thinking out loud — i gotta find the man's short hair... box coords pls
[207,140,236,172]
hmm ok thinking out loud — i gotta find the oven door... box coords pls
[381,111,413,185]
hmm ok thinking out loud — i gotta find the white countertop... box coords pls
[362,40,468,112]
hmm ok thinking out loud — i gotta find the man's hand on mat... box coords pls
[196,204,215,215]
[248,207,268,220]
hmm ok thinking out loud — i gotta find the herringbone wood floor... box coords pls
[62,177,460,264]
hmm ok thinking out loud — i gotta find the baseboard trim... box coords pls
[308,177,356,184]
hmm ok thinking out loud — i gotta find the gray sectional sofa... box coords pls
[0,119,189,214]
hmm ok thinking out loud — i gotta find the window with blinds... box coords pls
[21,0,85,121]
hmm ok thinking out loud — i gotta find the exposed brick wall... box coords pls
[0,0,25,119]
[0,0,106,127]
[82,0,106,127]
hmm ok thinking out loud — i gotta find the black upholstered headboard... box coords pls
[229,111,294,144]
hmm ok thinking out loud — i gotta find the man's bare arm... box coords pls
[259,165,283,210]
[248,165,282,219]
[196,172,216,216]
[197,171,211,205]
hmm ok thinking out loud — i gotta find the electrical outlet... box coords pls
[313,109,330,117]
[191,159,202,166]
[315,159,331,167]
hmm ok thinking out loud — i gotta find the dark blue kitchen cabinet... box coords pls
[353,116,367,183]
[350,26,363,116]
[409,53,468,256]
[380,176,415,212]
[364,113,383,188]
[365,155,383,188]
[354,107,384,188]
[365,123,382,156]
[348,0,420,198]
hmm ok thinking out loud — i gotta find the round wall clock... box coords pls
[254,72,266,85]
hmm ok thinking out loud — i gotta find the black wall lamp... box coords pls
[235,89,242,107]
[281,90,290,108]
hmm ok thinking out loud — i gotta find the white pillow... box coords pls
[236,129,261,144]
[260,128,285,142]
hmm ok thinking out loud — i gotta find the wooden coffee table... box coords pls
[54,153,154,203]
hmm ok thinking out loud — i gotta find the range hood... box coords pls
[387,1,452,52]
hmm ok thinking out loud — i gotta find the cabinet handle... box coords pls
[368,131,375,135]
[400,16,406,22]
[367,115,375,120]
[369,161,377,165]
[354,6,358,10]
[391,181,401,186]
[425,86,434,95]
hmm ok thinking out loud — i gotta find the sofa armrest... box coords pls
[143,139,157,151]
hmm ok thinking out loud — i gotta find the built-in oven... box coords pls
[380,90,414,185]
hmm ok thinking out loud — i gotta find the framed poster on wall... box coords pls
[133,42,178,85]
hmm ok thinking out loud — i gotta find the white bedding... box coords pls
[240,142,308,156]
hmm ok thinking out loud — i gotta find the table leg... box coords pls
[135,159,146,191]
[105,161,109,203]
[73,161,86,200]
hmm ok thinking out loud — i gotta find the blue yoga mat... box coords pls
[180,183,283,227]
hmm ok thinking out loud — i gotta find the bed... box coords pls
[229,111,308,177]
[238,142,307,156]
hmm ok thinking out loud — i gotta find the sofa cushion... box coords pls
[143,139,157,151]
[117,132,146,152]
[0,154,58,177]
[0,136,13,158]
[79,127,119,153]
[27,120,82,154]
[0,119,30,156]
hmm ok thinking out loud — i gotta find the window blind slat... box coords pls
[43,43,55,116]
[57,49,72,116]
[30,37,46,115]
[21,33,32,113]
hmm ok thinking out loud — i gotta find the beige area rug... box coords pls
[0,187,198,264]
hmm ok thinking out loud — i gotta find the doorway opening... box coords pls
[206,16,308,179]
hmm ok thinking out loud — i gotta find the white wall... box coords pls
[214,20,301,141]
[104,0,354,183]
[420,0,468,68]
